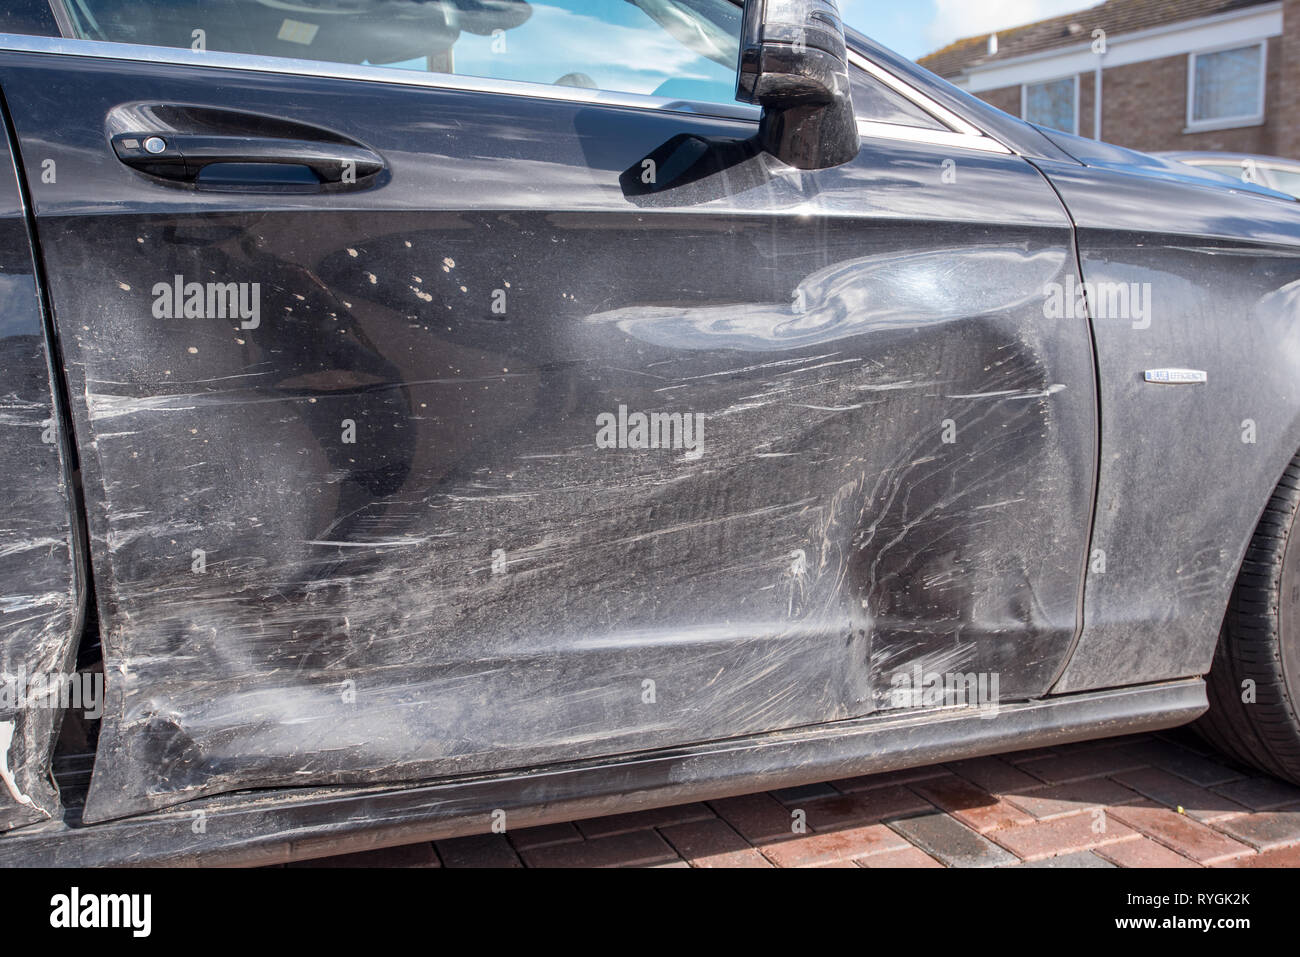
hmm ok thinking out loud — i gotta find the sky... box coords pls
[842,0,1104,60]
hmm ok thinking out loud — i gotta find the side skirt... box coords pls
[0,678,1206,866]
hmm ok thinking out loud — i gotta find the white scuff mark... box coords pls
[947,389,1021,399]
[676,353,841,381]
[948,384,1066,400]
[304,537,430,548]
[106,519,205,553]
[593,499,817,552]
[0,720,41,813]
[87,376,519,419]
[0,591,64,613]
[853,379,940,392]
[974,498,1027,510]
[717,400,769,416]
[86,392,198,421]
[794,402,865,412]
[0,537,63,559]
[775,358,861,377]
[90,372,265,387]
[786,548,808,617]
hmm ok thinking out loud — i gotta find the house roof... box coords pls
[918,0,1274,78]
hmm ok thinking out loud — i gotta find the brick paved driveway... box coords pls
[295,728,1300,868]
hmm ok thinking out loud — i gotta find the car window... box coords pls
[0,1,60,36]
[1195,163,1250,181]
[59,0,741,103]
[849,69,947,130]
[1265,167,1300,199]
[54,0,946,128]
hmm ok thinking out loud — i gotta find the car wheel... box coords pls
[1197,453,1300,784]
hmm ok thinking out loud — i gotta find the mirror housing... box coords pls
[735,0,859,170]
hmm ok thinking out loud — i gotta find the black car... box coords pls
[0,0,1298,866]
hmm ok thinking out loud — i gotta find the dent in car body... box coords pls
[0,54,1098,820]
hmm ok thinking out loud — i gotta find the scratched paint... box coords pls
[31,212,1096,822]
[0,231,81,831]
[1,60,1095,822]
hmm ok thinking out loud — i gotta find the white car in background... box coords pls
[1157,151,1300,199]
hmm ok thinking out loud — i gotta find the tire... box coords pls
[1195,453,1300,784]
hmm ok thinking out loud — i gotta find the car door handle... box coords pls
[111,133,385,185]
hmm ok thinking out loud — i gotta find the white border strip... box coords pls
[856,120,1010,153]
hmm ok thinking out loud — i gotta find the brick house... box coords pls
[919,0,1300,159]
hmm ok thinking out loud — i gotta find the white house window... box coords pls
[1023,77,1077,134]
[1188,42,1266,131]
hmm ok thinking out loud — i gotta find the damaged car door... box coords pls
[0,0,1096,824]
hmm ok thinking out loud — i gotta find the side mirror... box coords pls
[735,0,859,170]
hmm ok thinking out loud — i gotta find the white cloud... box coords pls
[927,0,1103,51]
